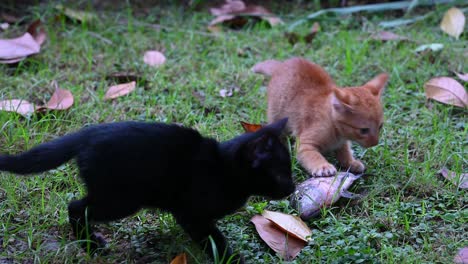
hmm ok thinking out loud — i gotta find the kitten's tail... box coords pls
[0,131,85,175]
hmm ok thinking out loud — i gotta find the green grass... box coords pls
[1,1,467,263]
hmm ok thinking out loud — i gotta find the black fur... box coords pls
[0,118,294,263]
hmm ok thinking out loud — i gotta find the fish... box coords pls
[290,171,363,220]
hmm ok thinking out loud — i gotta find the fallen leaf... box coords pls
[0,33,40,61]
[55,4,97,23]
[105,81,136,100]
[44,85,74,110]
[240,121,263,132]
[170,253,187,264]
[262,210,312,242]
[454,72,468,82]
[143,50,166,67]
[440,7,465,39]
[0,99,36,117]
[210,0,246,16]
[424,77,468,108]
[454,247,468,264]
[251,215,306,260]
[304,22,321,43]
[209,0,282,28]
[370,31,408,41]
[415,43,444,53]
[251,59,282,76]
[219,86,239,98]
[0,20,46,64]
[27,19,47,46]
[439,167,468,189]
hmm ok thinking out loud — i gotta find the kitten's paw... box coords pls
[348,159,365,173]
[310,163,337,177]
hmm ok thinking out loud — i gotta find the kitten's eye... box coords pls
[360,128,370,135]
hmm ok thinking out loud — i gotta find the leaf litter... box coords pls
[209,0,283,29]
[454,72,468,82]
[424,77,468,108]
[0,82,74,117]
[251,214,307,260]
[143,50,166,67]
[104,81,136,100]
[0,19,47,64]
[439,167,467,189]
[440,7,465,39]
[251,59,283,77]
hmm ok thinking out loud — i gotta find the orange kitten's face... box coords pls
[332,74,388,148]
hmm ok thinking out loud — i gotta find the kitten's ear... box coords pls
[331,91,353,114]
[263,118,288,136]
[365,73,388,97]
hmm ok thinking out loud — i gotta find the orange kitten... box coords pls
[264,57,388,177]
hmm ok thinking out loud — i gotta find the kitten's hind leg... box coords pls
[68,197,107,254]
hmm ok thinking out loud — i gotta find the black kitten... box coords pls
[0,118,294,263]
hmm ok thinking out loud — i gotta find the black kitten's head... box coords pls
[239,118,295,199]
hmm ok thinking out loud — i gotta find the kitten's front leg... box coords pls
[298,142,336,177]
[336,141,365,173]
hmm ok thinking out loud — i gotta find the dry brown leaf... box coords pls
[170,253,187,264]
[210,0,246,16]
[0,20,46,64]
[143,50,166,67]
[370,31,408,41]
[439,167,468,189]
[251,215,306,260]
[0,99,36,117]
[105,81,136,100]
[454,247,468,264]
[424,77,468,108]
[0,33,40,61]
[209,0,282,28]
[27,19,47,46]
[262,210,312,242]
[304,22,321,43]
[240,121,263,133]
[454,72,468,82]
[44,87,74,110]
[251,59,282,76]
[440,7,465,39]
